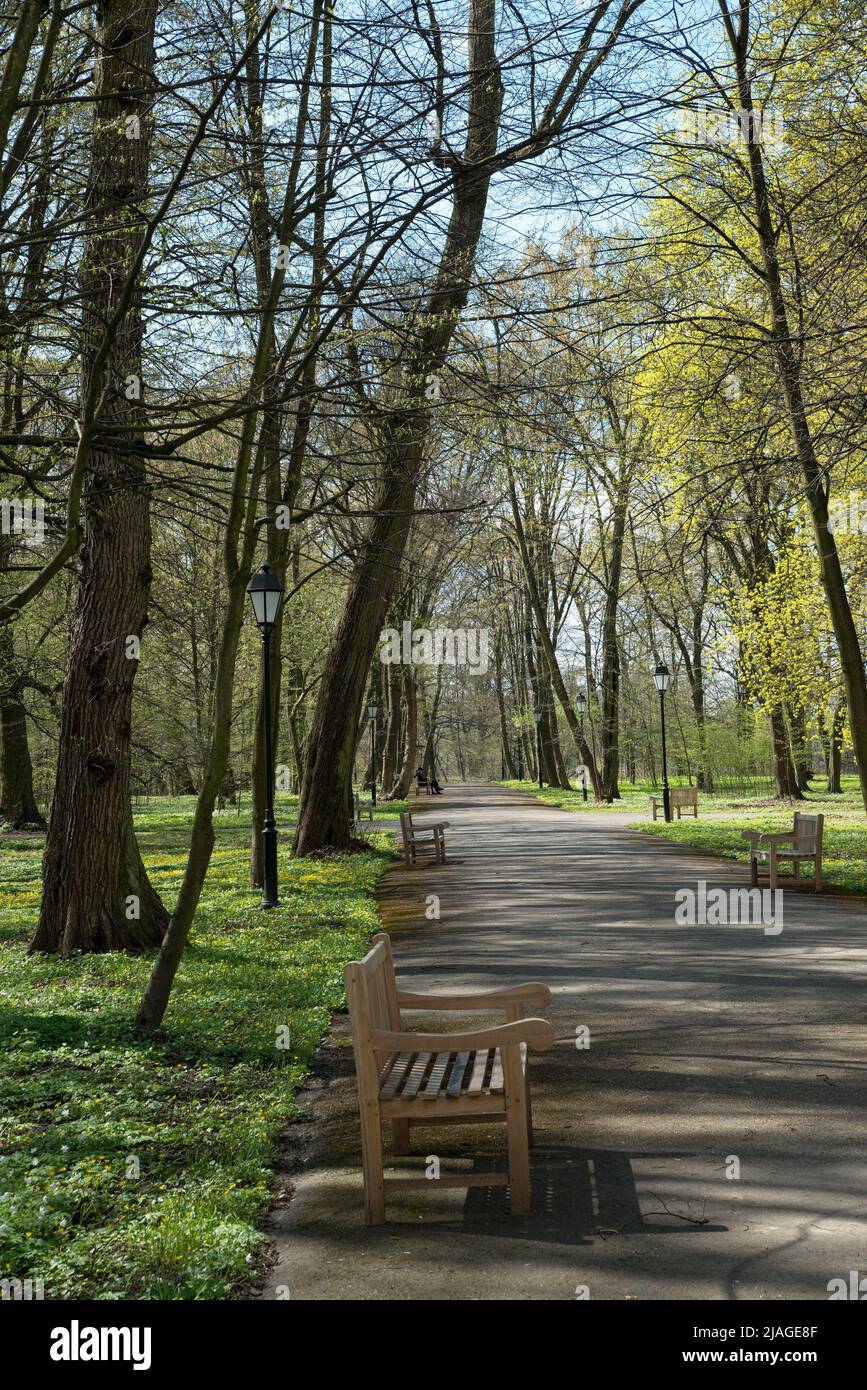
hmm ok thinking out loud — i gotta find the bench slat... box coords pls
[489,1049,504,1094]
[446,1050,471,1097]
[401,1052,433,1100]
[380,1051,416,1100]
[467,1049,492,1095]
[420,1051,453,1099]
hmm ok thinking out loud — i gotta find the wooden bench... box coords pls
[344,931,554,1224]
[353,792,374,831]
[399,809,448,866]
[742,812,824,891]
[414,772,434,796]
[650,785,698,820]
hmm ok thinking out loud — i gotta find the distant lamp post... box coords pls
[653,661,671,823]
[247,562,284,908]
[534,707,543,788]
[576,692,588,802]
[367,700,378,807]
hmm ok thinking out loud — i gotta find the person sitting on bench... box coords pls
[416,765,443,794]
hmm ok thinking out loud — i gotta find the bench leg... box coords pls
[750,854,758,887]
[769,844,778,892]
[361,1107,385,1226]
[502,1047,531,1216]
[524,1069,534,1149]
[814,854,823,893]
[792,859,800,881]
[392,1118,411,1155]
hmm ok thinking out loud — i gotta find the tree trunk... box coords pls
[493,634,517,778]
[0,643,45,828]
[725,11,867,814]
[828,699,845,793]
[769,708,803,800]
[387,668,418,799]
[31,0,166,953]
[599,465,629,801]
[380,659,402,792]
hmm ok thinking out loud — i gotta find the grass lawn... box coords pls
[503,776,867,894]
[0,793,401,1300]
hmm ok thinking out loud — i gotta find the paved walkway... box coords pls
[261,783,867,1301]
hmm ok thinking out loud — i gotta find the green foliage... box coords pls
[0,803,397,1300]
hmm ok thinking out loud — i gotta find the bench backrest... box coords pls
[793,812,823,853]
[344,934,401,1087]
[399,810,414,840]
[671,786,697,806]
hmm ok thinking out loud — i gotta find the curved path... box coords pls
[262,783,866,1301]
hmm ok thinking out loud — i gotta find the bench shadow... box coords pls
[414,1146,727,1244]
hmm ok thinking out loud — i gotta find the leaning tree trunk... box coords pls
[30,0,167,953]
[726,13,867,814]
[293,0,506,852]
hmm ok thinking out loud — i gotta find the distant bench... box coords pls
[651,786,698,820]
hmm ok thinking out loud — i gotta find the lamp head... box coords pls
[246,562,283,631]
[653,661,670,693]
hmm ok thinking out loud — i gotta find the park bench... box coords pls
[650,785,698,820]
[741,812,824,892]
[344,931,554,1224]
[399,809,448,866]
[353,792,374,832]
[414,771,434,796]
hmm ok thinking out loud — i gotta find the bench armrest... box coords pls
[759,831,795,845]
[371,1018,555,1053]
[396,983,552,1012]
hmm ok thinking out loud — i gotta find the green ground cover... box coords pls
[0,795,400,1299]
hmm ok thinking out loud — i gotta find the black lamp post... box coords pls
[534,707,543,788]
[247,562,284,908]
[367,700,378,807]
[653,661,671,823]
[576,691,588,802]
